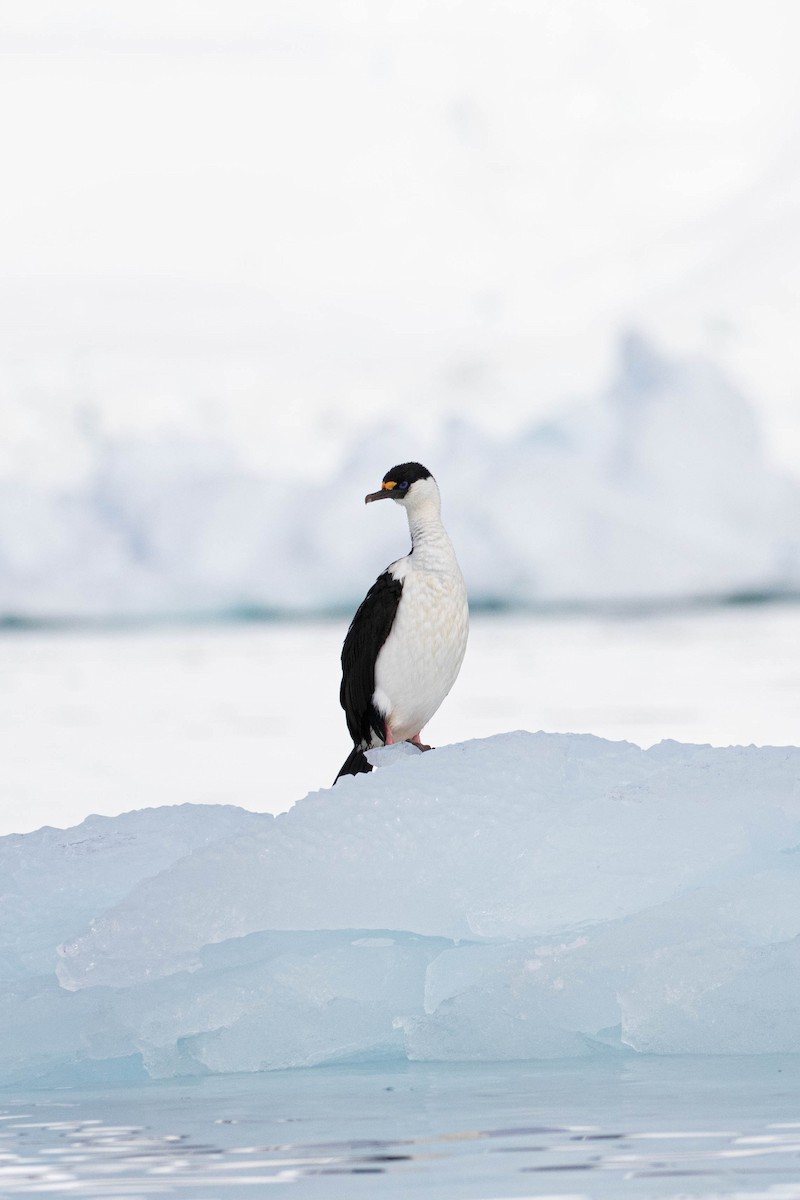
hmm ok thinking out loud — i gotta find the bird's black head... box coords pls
[365,462,433,504]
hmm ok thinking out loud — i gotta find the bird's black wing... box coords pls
[340,569,403,748]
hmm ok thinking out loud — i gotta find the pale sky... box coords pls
[2,0,800,483]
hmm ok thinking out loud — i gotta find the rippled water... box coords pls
[2,1058,800,1198]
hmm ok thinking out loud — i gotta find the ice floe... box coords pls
[2,731,800,1084]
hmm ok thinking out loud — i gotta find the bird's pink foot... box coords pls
[409,733,433,752]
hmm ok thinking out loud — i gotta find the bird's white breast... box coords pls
[373,557,469,742]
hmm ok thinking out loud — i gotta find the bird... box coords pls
[335,462,469,782]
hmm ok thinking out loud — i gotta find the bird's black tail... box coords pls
[333,747,373,785]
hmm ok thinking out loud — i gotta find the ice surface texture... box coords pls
[0,804,269,983]
[2,335,799,621]
[3,731,800,1085]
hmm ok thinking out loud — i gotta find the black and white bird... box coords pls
[335,462,469,782]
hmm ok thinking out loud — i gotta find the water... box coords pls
[2,604,800,835]
[2,1059,800,1198]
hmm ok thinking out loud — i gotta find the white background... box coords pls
[2,1,800,485]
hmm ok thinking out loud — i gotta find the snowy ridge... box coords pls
[1,335,799,621]
[3,731,800,1085]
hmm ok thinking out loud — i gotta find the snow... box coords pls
[1,336,799,621]
[3,731,800,1086]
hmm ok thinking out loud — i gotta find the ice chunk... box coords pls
[126,928,451,1078]
[4,731,800,1083]
[399,937,623,1062]
[621,934,800,1055]
[0,929,451,1086]
[56,733,800,992]
[0,804,270,982]
[364,742,424,767]
[403,866,800,1062]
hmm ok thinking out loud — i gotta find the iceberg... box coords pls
[1,335,799,621]
[3,731,800,1086]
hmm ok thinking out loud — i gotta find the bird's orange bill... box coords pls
[365,482,397,504]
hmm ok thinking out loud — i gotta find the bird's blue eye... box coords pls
[399,480,409,490]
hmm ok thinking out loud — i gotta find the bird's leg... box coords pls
[409,733,433,752]
[384,725,395,746]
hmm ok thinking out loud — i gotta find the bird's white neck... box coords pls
[404,491,460,573]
